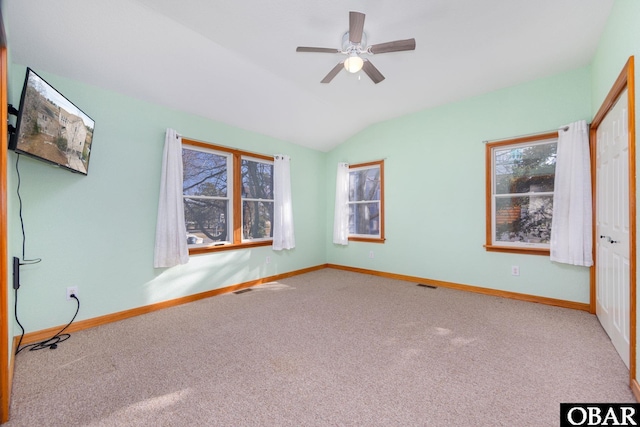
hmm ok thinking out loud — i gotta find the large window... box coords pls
[485,132,557,254]
[182,139,273,254]
[349,160,385,242]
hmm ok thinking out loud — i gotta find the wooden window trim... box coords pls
[589,57,636,386]
[348,160,385,243]
[183,139,272,162]
[182,138,274,255]
[485,132,557,255]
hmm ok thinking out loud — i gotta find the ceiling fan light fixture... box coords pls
[344,54,364,73]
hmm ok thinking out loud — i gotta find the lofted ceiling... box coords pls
[6,0,614,152]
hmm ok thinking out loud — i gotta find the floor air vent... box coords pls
[233,288,253,295]
[417,284,437,289]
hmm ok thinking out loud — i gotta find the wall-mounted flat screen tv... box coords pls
[9,68,95,175]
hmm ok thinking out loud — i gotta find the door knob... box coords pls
[599,235,618,244]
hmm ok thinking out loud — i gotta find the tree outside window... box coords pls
[181,140,274,253]
[183,147,231,246]
[241,158,274,241]
[486,133,557,254]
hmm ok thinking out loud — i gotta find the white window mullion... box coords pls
[494,192,555,198]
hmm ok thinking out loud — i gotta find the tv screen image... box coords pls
[10,68,95,175]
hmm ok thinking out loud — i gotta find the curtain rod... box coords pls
[176,133,293,160]
[482,124,586,144]
[345,157,388,164]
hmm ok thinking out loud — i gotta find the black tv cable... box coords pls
[13,154,79,353]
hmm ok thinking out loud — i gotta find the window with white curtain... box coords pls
[181,139,274,254]
[485,132,557,254]
[348,160,385,242]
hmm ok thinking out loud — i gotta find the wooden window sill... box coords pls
[484,244,550,256]
[189,240,272,255]
[349,237,386,244]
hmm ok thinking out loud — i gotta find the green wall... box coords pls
[591,0,640,113]
[7,2,636,336]
[325,67,593,303]
[590,0,640,384]
[7,65,327,333]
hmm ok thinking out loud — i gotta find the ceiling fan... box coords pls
[296,11,416,84]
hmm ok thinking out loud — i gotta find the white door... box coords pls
[596,88,630,369]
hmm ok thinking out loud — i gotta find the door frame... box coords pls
[0,15,8,424]
[590,56,637,392]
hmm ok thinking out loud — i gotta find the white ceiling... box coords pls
[6,0,614,152]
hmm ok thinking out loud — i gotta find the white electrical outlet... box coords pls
[511,266,520,276]
[266,256,271,264]
[66,286,78,300]
[369,251,374,259]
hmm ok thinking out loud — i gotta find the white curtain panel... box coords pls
[550,120,593,267]
[272,155,296,250]
[333,162,350,245]
[153,128,189,268]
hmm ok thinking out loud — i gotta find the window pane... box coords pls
[494,195,553,244]
[494,142,556,194]
[183,148,228,197]
[184,198,229,245]
[241,159,273,199]
[349,202,380,236]
[242,201,274,240]
[349,168,380,202]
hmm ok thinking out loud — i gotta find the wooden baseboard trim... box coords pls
[19,264,327,345]
[632,379,640,402]
[6,337,17,406]
[19,262,590,345]
[326,264,591,312]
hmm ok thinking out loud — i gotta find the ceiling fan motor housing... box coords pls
[342,32,367,54]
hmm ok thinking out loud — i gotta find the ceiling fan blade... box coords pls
[369,38,416,54]
[349,11,365,44]
[362,60,385,84]
[296,47,340,53]
[321,62,344,83]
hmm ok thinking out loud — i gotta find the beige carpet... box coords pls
[6,269,635,426]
